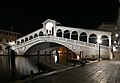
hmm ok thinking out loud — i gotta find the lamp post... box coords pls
[97,38,102,61]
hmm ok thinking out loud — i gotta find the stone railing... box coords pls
[14,36,109,51]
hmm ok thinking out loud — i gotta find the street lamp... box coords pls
[97,38,102,61]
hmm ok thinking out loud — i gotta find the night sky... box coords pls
[0,1,119,34]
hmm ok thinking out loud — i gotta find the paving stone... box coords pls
[22,60,120,83]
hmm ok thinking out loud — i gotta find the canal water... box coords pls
[0,55,39,83]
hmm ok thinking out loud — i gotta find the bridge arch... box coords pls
[25,37,28,42]
[79,32,87,42]
[56,29,62,37]
[39,31,44,36]
[64,30,70,39]
[29,36,33,40]
[101,35,109,46]
[89,34,97,44]
[21,39,24,43]
[24,41,77,56]
[34,33,38,38]
[71,31,78,40]
[17,41,20,45]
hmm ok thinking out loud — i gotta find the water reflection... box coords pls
[0,55,39,83]
[15,56,38,77]
[0,56,9,83]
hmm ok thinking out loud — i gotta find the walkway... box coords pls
[16,60,120,83]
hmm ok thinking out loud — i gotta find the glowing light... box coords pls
[97,36,101,39]
[46,22,54,30]
[114,41,116,44]
[77,55,80,60]
[97,38,102,44]
[58,51,62,53]
[115,34,118,37]
[55,55,57,63]
[9,41,15,46]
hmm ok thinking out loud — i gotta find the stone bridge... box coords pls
[12,19,113,59]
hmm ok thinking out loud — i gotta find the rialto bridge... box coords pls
[12,19,113,61]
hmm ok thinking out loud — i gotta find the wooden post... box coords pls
[66,48,69,66]
[37,50,40,62]
[50,51,51,63]
[30,70,34,79]
[8,46,11,78]
[11,50,16,79]
[45,51,46,61]
[80,51,81,60]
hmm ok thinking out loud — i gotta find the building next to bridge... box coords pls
[12,19,113,65]
[0,29,23,55]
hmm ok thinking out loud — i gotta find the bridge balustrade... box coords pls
[100,45,109,50]
[87,43,96,47]
[76,41,85,45]
[15,35,109,52]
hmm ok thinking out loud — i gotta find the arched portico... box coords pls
[79,32,87,42]
[89,34,97,44]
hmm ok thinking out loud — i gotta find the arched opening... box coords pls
[29,36,33,40]
[64,30,70,39]
[0,39,2,42]
[56,29,62,37]
[24,42,77,66]
[53,47,76,65]
[79,32,87,42]
[39,31,44,36]
[17,41,20,45]
[89,34,97,44]
[21,39,24,43]
[34,34,38,38]
[71,31,78,40]
[25,37,28,42]
[0,45,2,50]
[101,35,109,46]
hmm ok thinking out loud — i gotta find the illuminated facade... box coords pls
[0,29,22,54]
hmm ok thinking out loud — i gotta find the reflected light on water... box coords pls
[15,56,38,76]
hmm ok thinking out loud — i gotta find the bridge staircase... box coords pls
[36,61,68,72]
[113,51,120,60]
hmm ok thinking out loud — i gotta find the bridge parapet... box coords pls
[14,36,109,51]
[13,36,112,59]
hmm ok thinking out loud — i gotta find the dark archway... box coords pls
[39,31,44,36]
[89,34,97,44]
[79,32,87,42]
[29,36,33,40]
[34,34,38,38]
[0,39,2,42]
[21,39,24,43]
[64,30,70,39]
[56,29,62,37]
[0,45,2,50]
[101,35,109,46]
[25,37,28,42]
[17,41,20,45]
[24,42,77,66]
[71,31,78,40]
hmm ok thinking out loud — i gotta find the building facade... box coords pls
[0,29,22,55]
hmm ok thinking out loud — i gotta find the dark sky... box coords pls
[0,1,119,34]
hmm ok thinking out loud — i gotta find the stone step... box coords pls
[113,51,120,60]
